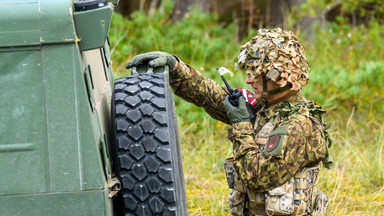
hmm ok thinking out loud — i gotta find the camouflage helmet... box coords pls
[236,28,309,91]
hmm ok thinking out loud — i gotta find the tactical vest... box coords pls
[225,103,331,216]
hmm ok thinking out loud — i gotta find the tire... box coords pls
[112,74,187,216]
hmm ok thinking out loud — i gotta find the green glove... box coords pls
[126,51,177,70]
[224,96,251,124]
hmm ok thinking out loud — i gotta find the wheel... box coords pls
[111,74,187,216]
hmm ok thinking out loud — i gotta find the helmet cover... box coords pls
[236,28,309,91]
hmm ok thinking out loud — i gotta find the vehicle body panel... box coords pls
[0,0,116,215]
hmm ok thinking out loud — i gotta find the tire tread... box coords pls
[113,74,185,215]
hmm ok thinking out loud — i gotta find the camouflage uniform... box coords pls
[169,60,332,215]
[125,28,332,214]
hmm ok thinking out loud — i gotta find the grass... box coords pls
[179,111,384,215]
[322,111,384,215]
[108,4,384,215]
[179,117,231,215]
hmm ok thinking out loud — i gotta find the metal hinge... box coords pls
[107,178,121,197]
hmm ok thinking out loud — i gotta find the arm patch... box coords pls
[264,125,289,158]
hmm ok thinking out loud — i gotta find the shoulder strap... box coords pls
[307,105,334,169]
[277,101,334,169]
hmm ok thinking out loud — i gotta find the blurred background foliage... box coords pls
[109,0,384,215]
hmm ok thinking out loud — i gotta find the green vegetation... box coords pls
[293,0,384,23]
[109,1,384,215]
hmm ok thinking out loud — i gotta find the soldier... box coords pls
[126,28,333,216]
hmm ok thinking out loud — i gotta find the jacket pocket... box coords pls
[265,178,295,215]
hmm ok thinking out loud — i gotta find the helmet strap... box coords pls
[260,73,269,104]
[267,88,299,105]
[267,83,292,95]
[259,73,296,106]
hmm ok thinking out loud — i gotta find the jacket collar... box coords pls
[260,91,306,120]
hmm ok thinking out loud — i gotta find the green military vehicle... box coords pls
[0,0,187,215]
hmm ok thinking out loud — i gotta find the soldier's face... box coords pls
[246,74,280,99]
[246,74,263,99]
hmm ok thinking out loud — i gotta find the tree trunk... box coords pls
[114,0,317,41]
[114,0,139,16]
[287,0,316,40]
[172,0,211,22]
[114,0,161,17]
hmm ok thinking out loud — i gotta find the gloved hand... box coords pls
[126,51,177,70]
[224,96,251,124]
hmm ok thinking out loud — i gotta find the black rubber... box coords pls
[112,74,187,216]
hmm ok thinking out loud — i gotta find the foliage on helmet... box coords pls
[236,28,310,91]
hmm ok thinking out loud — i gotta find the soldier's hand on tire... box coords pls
[224,96,251,124]
[126,51,177,70]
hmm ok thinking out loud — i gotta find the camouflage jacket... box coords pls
[170,61,328,192]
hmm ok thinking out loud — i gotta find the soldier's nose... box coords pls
[245,76,253,85]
